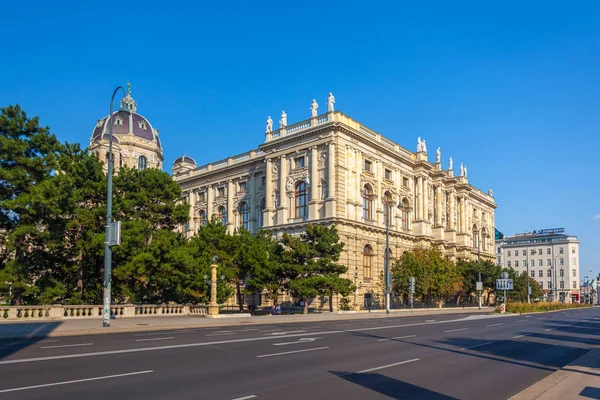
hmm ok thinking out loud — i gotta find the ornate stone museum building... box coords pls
[89,84,163,172]
[172,94,497,308]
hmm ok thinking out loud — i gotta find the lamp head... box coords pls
[211,255,218,263]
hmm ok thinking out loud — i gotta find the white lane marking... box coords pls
[513,334,528,338]
[0,370,153,393]
[444,328,468,333]
[39,340,59,343]
[378,335,417,342]
[268,330,306,336]
[257,347,329,358]
[40,343,93,349]
[545,328,554,331]
[135,337,175,342]
[215,331,233,333]
[486,323,502,327]
[515,320,527,323]
[134,330,196,337]
[272,338,319,346]
[425,320,436,322]
[231,395,257,400]
[206,333,235,337]
[0,316,480,365]
[358,358,420,373]
[461,341,494,350]
[238,329,259,332]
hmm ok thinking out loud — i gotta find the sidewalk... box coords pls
[510,348,600,400]
[0,307,489,339]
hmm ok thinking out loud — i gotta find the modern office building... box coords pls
[172,94,497,308]
[496,228,581,302]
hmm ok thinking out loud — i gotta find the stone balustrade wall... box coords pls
[0,304,209,321]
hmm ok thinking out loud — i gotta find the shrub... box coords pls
[506,302,591,314]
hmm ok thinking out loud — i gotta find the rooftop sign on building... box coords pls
[532,228,565,235]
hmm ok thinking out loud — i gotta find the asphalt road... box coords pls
[0,307,598,400]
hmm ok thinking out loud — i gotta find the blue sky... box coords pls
[1,1,598,278]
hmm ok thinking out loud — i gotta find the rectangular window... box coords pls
[547,248,551,255]
[547,259,551,266]
[530,260,535,267]
[515,250,519,256]
[402,177,409,188]
[508,250,511,257]
[261,176,266,187]
[384,169,392,180]
[573,281,577,289]
[524,260,527,267]
[571,258,576,265]
[572,269,576,277]
[507,261,512,268]
[239,181,247,192]
[538,249,542,255]
[559,247,564,254]
[560,258,564,266]
[364,160,372,172]
[560,281,564,289]
[538,270,542,277]
[217,187,225,197]
[515,261,519,267]
[547,269,552,277]
[571,248,575,254]
[199,192,206,201]
[530,249,536,256]
[548,281,552,289]
[538,259,543,266]
[560,269,564,277]
[294,157,305,169]
[531,270,535,278]
[497,247,501,254]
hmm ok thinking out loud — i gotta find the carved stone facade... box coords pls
[89,87,163,172]
[173,108,497,309]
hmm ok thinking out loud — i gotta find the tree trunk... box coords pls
[236,280,244,312]
[303,299,308,315]
[329,292,334,313]
[77,249,84,300]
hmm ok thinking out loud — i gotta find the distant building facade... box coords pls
[89,84,163,171]
[173,95,497,309]
[496,228,581,302]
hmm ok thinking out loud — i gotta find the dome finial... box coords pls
[127,82,131,95]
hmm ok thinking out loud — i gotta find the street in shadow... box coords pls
[0,322,62,360]
[330,370,459,399]
[580,386,600,399]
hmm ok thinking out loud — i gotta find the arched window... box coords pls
[383,191,393,226]
[401,198,410,230]
[199,210,207,227]
[472,224,479,248]
[258,198,265,228]
[218,206,227,225]
[295,181,308,219]
[138,155,147,170]
[321,180,328,201]
[481,228,488,251]
[239,202,249,230]
[363,245,373,280]
[362,185,373,221]
[119,153,123,168]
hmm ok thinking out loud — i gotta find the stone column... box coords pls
[436,186,443,226]
[375,160,382,224]
[326,142,336,217]
[208,263,219,316]
[187,191,194,237]
[227,180,234,234]
[309,146,319,220]
[416,176,422,220]
[450,192,456,230]
[207,185,214,223]
[423,177,429,223]
[355,150,362,221]
[249,173,256,232]
[264,159,274,227]
[278,155,288,223]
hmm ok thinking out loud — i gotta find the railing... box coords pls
[0,304,210,321]
[317,115,328,124]
[359,125,377,138]
[286,120,311,135]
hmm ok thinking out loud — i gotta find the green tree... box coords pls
[457,259,502,305]
[504,268,543,302]
[392,248,462,308]
[283,224,354,314]
[0,105,61,304]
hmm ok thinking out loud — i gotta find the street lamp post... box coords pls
[102,86,129,328]
[476,229,490,310]
[554,256,562,303]
[384,199,402,314]
[525,249,531,303]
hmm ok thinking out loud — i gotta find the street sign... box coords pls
[501,271,509,279]
[409,277,415,294]
[476,282,483,291]
[496,279,513,290]
[108,221,121,247]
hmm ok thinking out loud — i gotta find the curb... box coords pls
[0,308,491,340]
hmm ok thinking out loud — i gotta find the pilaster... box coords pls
[325,142,336,217]
[308,146,319,220]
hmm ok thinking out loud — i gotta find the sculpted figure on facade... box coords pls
[436,147,441,163]
[327,93,335,112]
[464,165,468,178]
[460,163,465,177]
[488,188,493,197]
[448,156,453,171]
[310,99,318,117]
[422,139,427,154]
[417,137,423,152]
[279,111,287,128]
[318,147,327,168]
[266,116,273,133]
